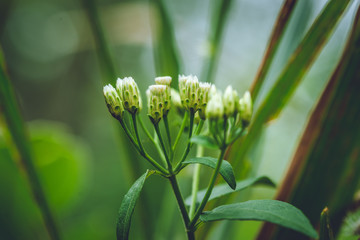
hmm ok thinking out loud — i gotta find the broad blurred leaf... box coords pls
[229,0,352,172]
[0,50,60,240]
[183,157,236,190]
[117,170,154,240]
[185,176,275,205]
[201,200,318,239]
[257,5,360,239]
[190,135,218,149]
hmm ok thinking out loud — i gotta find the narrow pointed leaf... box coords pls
[183,157,236,189]
[190,135,218,149]
[320,207,334,240]
[185,176,275,205]
[229,0,352,172]
[258,5,360,239]
[117,170,154,240]
[200,200,318,238]
[250,0,298,101]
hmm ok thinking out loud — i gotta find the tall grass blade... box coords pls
[257,5,360,238]
[250,0,298,101]
[228,0,352,173]
[151,0,181,87]
[201,0,233,83]
[0,49,61,240]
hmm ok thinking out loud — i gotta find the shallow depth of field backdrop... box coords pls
[0,0,359,239]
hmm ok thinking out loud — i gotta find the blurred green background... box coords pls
[0,0,358,239]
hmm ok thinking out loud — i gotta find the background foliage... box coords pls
[0,0,359,239]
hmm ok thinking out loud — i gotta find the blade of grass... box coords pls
[82,1,153,238]
[201,0,233,83]
[250,0,298,101]
[257,5,360,238]
[0,49,61,240]
[228,0,352,173]
[151,0,181,87]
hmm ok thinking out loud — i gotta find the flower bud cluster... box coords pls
[102,75,252,126]
[206,86,252,124]
[178,75,212,117]
[146,76,172,124]
[103,84,124,119]
[116,77,142,114]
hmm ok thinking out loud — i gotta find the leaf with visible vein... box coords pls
[183,157,236,189]
[200,200,318,238]
[117,170,154,240]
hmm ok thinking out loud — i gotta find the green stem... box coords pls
[163,114,173,159]
[154,122,172,172]
[172,111,189,151]
[174,110,195,172]
[168,175,194,240]
[126,115,168,174]
[189,146,227,229]
[189,145,205,218]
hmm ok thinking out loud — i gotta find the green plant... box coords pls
[102,75,317,240]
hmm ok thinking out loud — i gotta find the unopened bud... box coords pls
[223,85,239,117]
[198,82,212,119]
[178,75,200,112]
[206,92,224,121]
[239,91,252,126]
[103,84,124,119]
[155,76,172,86]
[116,77,142,114]
[147,85,170,124]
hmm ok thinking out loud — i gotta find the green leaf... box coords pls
[200,200,318,239]
[185,176,275,205]
[228,0,352,174]
[320,207,334,240]
[117,170,154,240]
[190,136,218,149]
[183,157,236,189]
[258,5,360,239]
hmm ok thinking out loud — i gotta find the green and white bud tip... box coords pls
[239,91,252,125]
[155,76,172,86]
[223,85,239,117]
[103,84,124,119]
[147,85,170,124]
[198,82,212,120]
[206,91,224,121]
[178,74,200,112]
[116,77,142,114]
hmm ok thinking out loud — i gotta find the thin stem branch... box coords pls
[124,115,168,174]
[172,111,189,151]
[174,110,195,172]
[189,145,204,218]
[154,122,172,172]
[163,114,173,159]
[168,175,194,240]
[189,146,227,229]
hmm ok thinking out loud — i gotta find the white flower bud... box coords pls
[223,85,239,117]
[155,76,172,86]
[116,77,142,114]
[103,84,124,119]
[239,91,252,125]
[147,85,170,124]
[198,82,212,119]
[206,92,224,121]
[178,74,200,112]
